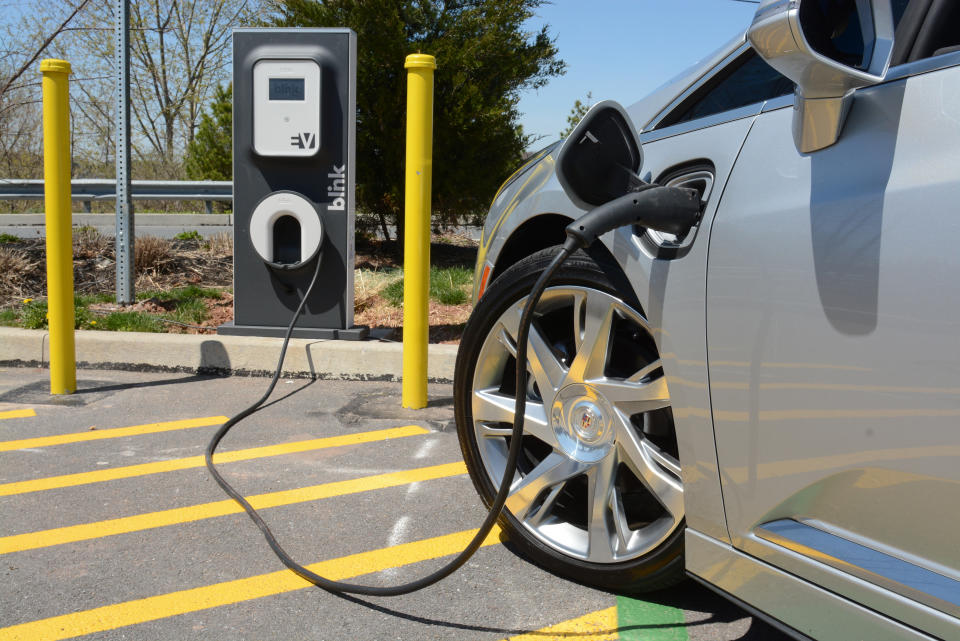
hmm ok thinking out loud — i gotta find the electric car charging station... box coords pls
[218,28,367,340]
[13,1,959,637]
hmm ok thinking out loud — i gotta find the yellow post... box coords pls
[402,53,437,409]
[41,59,76,395]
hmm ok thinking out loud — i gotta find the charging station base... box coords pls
[217,322,369,341]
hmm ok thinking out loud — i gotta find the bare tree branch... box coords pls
[0,0,92,99]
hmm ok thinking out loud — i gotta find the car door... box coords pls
[706,50,960,639]
[611,43,795,544]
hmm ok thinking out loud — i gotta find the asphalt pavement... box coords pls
[0,367,790,640]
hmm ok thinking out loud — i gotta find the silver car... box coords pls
[453,1,960,639]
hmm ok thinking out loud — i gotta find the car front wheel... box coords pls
[454,247,685,592]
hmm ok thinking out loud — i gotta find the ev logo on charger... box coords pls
[290,132,317,150]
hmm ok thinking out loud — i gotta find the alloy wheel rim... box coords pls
[471,286,683,563]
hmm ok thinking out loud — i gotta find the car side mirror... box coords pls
[748,0,894,153]
[556,100,644,210]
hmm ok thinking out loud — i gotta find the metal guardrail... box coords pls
[0,178,232,214]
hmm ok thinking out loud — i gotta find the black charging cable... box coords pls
[204,184,700,596]
[204,237,578,596]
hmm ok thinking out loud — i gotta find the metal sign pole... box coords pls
[114,0,134,304]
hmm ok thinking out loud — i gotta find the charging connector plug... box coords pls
[564,186,701,250]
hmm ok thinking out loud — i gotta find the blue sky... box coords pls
[516,0,759,147]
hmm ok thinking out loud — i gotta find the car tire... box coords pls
[454,246,686,592]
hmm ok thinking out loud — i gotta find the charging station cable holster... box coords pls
[249,190,324,271]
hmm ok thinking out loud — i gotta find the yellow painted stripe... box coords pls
[0,527,501,641]
[0,461,467,554]
[0,425,429,497]
[504,607,619,641]
[0,409,36,421]
[0,416,227,452]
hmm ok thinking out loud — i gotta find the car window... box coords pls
[655,51,794,130]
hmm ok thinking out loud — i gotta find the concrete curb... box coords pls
[0,327,459,382]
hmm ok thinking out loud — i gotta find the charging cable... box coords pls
[204,184,700,596]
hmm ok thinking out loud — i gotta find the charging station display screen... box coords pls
[253,59,320,156]
[269,77,305,101]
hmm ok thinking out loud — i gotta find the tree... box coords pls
[0,0,92,177]
[0,0,263,180]
[0,0,91,110]
[270,0,565,238]
[82,0,261,176]
[125,0,254,171]
[185,83,232,181]
[560,91,592,138]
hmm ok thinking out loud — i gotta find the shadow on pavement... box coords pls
[0,374,221,406]
[638,582,792,640]
[319,577,790,640]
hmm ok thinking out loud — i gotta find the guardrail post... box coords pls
[41,58,76,395]
[401,53,437,410]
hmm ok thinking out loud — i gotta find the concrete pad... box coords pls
[0,327,458,382]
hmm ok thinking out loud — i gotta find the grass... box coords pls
[96,311,164,332]
[0,308,19,326]
[0,285,226,332]
[170,298,208,324]
[76,293,116,306]
[380,266,473,307]
[354,267,401,304]
[139,284,222,302]
[0,233,20,244]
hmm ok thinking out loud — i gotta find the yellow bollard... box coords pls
[402,54,437,409]
[41,59,76,395]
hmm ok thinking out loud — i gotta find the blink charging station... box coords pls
[218,28,367,340]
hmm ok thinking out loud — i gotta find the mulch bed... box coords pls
[0,232,477,343]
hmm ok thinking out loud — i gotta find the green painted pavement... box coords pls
[617,595,689,641]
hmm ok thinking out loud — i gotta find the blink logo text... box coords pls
[328,165,346,211]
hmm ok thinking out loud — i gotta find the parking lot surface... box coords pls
[0,367,789,640]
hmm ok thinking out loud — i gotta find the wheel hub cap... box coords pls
[551,384,615,463]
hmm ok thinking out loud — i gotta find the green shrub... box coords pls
[74,305,94,329]
[14,298,107,330]
[21,300,48,329]
[174,230,203,241]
